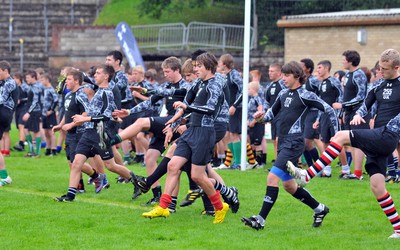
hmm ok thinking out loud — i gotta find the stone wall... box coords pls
[0,0,107,72]
[283,25,400,73]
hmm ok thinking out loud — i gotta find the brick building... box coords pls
[277,8,400,73]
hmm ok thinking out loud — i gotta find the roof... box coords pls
[277,8,400,28]
[285,8,400,20]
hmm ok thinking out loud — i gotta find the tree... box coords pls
[139,0,206,19]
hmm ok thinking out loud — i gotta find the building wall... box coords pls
[284,25,400,73]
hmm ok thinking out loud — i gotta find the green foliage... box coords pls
[138,0,207,19]
[2,128,400,248]
[95,0,242,26]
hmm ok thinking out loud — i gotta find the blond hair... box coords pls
[181,59,194,75]
[248,81,260,93]
[380,49,400,67]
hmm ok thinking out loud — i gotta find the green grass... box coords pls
[1,129,400,249]
[95,0,243,26]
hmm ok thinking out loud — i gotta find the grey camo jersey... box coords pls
[247,94,264,122]
[262,87,338,136]
[84,87,116,129]
[27,82,43,113]
[214,73,229,123]
[0,76,17,110]
[387,112,400,136]
[42,86,58,116]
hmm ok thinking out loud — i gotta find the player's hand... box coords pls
[72,114,89,124]
[350,114,365,125]
[129,85,144,92]
[177,125,187,134]
[173,101,187,110]
[52,124,61,134]
[332,102,342,110]
[312,121,320,129]
[253,111,264,122]
[62,123,74,132]
[112,109,129,119]
[163,126,173,148]
[22,113,30,122]
[229,106,236,116]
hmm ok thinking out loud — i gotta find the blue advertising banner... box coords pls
[115,21,145,69]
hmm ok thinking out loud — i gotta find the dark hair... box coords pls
[12,72,23,82]
[196,52,218,74]
[282,61,306,85]
[334,70,345,82]
[67,69,83,84]
[342,50,361,67]
[191,49,207,60]
[25,69,38,80]
[87,66,97,78]
[360,66,372,83]
[42,73,52,83]
[0,60,11,73]
[97,64,115,82]
[300,58,314,74]
[107,50,123,65]
[317,60,332,71]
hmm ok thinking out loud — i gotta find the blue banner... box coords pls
[115,21,145,69]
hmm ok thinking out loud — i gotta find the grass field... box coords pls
[1,129,400,249]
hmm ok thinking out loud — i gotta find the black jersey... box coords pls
[265,79,286,108]
[17,82,30,107]
[318,76,343,106]
[64,87,89,134]
[357,76,400,128]
[262,87,338,137]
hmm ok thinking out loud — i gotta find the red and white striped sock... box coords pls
[306,141,342,181]
[378,192,400,234]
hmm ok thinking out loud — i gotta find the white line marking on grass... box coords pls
[1,188,149,210]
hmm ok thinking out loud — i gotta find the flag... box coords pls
[115,21,145,69]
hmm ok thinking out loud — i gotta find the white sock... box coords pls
[314,203,325,213]
[323,165,332,175]
[341,165,350,174]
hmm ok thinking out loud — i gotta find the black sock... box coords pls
[168,196,177,211]
[67,187,77,199]
[202,195,214,211]
[152,186,162,198]
[292,187,319,209]
[147,157,170,186]
[90,170,99,179]
[259,186,279,219]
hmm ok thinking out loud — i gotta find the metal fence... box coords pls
[131,21,255,51]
